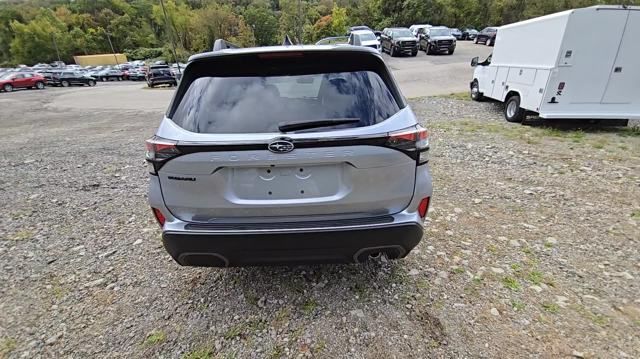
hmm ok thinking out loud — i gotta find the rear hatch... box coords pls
[151,49,423,222]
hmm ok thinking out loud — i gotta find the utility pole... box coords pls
[51,34,61,63]
[104,31,120,66]
[159,0,181,75]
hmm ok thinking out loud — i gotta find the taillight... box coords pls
[145,136,180,174]
[418,197,430,218]
[387,125,430,164]
[151,207,166,227]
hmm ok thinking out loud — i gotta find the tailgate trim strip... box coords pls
[184,215,394,231]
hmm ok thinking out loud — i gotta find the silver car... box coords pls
[146,45,433,267]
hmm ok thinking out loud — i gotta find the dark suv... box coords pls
[419,26,456,55]
[146,65,177,88]
[475,27,498,46]
[380,28,418,57]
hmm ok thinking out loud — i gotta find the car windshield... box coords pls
[393,29,413,38]
[430,28,451,36]
[172,71,399,134]
[358,32,377,41]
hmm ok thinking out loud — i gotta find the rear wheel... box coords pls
[470,80,483,101]
[487,38,493,46]
[35,81,45,89]
[3,84,12,92]
[504,95,526,123]
[88,80,96,87]
[474,37,478,44]
[101,77,107,82]
[61,80,70,87]
[425,44,432,55]
[118,76,123,81]
[390,46,396,57]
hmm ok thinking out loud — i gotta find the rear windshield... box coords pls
[171,71,400,134]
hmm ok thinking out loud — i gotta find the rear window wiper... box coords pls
[278,118,360,132]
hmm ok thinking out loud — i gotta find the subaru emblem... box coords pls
[268,139,294,154]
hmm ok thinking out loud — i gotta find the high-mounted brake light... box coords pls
[145,136,180,174]
[257,52,305,59]
[386,125,430,164]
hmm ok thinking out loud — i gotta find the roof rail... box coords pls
[212,39,240,52]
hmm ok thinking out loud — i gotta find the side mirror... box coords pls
[471,57,479,67]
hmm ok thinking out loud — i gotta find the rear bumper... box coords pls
[162,222,423,267]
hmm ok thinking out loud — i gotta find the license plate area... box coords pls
[229,164,344,200]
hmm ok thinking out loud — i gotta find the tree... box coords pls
[10,9,73,64]
[244,3,278,45]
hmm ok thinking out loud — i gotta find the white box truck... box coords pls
[469,5,639,124]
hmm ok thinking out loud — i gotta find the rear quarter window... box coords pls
[171,71,400,134]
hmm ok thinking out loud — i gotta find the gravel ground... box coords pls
[1,87,639,358]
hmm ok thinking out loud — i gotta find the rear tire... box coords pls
[88,80,96,87]
[118,76,123,81]
[474,37,478,44]
[3,84,13,92]
[35,81,45,89]
[470,80,483,101]
[487,38,493,46]
[425,45,432,55]
[504,95,526,123]
[390,46,396,57]
[61,80,70,87]
[101,77,107,82]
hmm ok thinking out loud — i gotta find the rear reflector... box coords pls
[418,197,430,218]
[152,207,166,227]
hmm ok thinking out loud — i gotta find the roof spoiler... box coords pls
[212,39,240,52]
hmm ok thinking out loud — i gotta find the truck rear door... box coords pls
[601,10,639,104]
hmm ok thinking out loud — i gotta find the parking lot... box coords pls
[1,43,639,359]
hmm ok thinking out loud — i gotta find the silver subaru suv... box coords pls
[146,44,433,267]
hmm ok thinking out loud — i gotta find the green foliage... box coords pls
[1,0,636,65]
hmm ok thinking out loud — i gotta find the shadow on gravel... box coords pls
[180,261,447,343]
[522,117,638,134]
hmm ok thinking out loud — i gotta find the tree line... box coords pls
[0,0,635,66]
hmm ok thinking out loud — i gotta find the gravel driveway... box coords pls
[0,87,638,358]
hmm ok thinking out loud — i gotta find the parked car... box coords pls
[419,26,456,55]
[470,5,638,124]
[0,72,45,92]
[462,28,478,40]
[95,69,124,81]
[126,69,146,81]
[51,71,97,87]
[348,29,381,52]
[146,44,432,267]
[409,24,431,37]
[450,28,463,39]
[475,27,498,46]
[347,25,373,35]
[380,28,418,57]
[146,66,177,87]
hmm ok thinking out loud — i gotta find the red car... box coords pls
[0,72,46,92]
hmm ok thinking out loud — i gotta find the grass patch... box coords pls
[510,263,522,272]
[631,209,640,219]
[527,270,544,285]
[9,230,33,241]
[451,266,465,274]
[182,348,213,359]
[436,92,470,101]
[617,126,640,137]
[511,300,526,311]
[143,330,166,346]
[501,276,521,291]
[269,345,284,359]
[542,302,559,313]
[301,299,318,316]
[0,338,17,356]
[224,319,268,340]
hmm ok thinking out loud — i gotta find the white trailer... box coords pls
[470,5,639,123]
